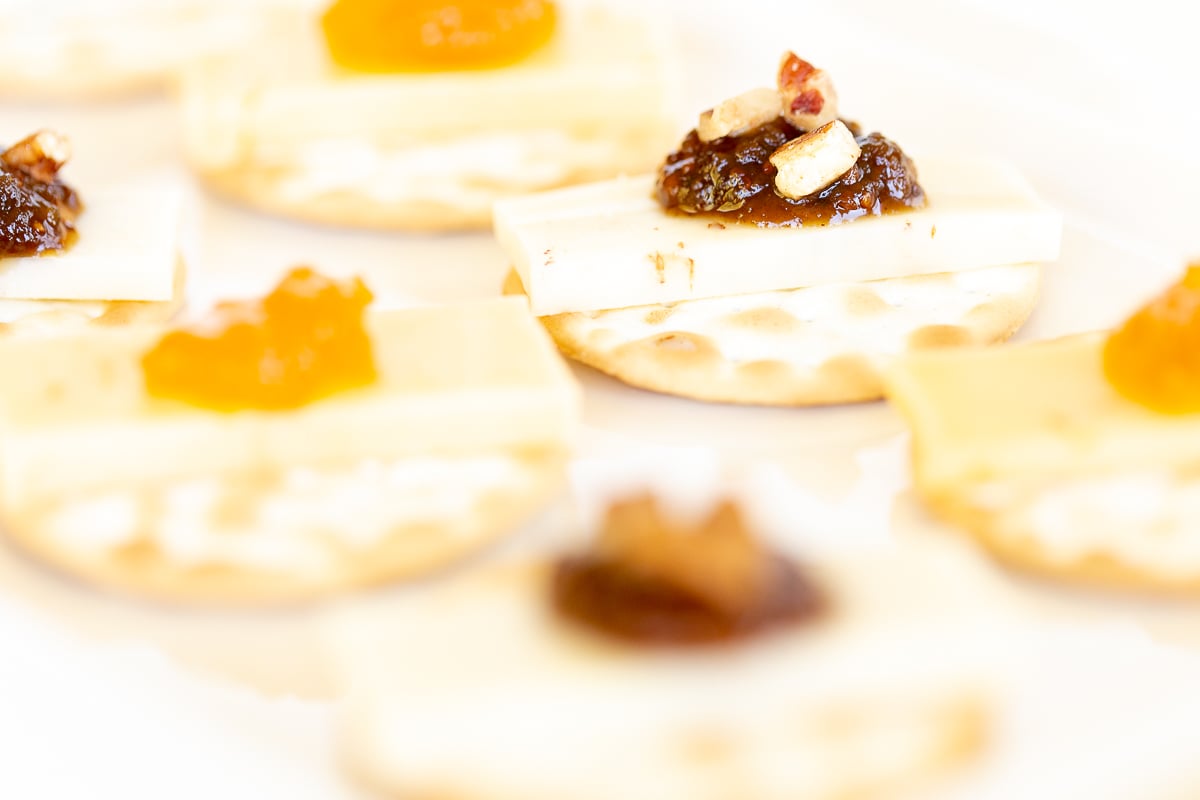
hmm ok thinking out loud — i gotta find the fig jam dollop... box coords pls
[656,118,924,227]
[553,496,823,646]
[0,131,82,258]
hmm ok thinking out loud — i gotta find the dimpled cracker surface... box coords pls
[508,264,1040,405]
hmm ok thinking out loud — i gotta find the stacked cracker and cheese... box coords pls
[332,488,1018,800]
[0,130,184,334]
[0,290,580,602]
[496,52,1062,405]
[179,4,680,230]
[887,266,1200,592]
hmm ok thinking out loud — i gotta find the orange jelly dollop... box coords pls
[321,0,557,73]
[142,267,376,412]
[1103,265,1200,414]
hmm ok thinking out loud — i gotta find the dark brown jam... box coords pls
[0,133,82,259]
[551,496,824,646]
[554,553,821,646]
[656,118,924,227]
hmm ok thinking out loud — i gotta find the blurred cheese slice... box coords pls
[885,333,1200,493]
[181,7,679,201]
[0,297,580,510]
[0,188,179,302]
[494,160,1062,316]
[0,0,273,97]
[331,549,1019,800]
[886,334,1200,585]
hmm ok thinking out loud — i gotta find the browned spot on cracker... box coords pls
[688,257,695,290]
[930,224,937,239]
[843,287,891,315]
[737,359,794,382]
[908,324,973,350]
[655,333,700,352]
[724,307,800,332]
[707,222,726,230]
[543,248,554,266]
[815,354,882,398]
[643,307,675,325]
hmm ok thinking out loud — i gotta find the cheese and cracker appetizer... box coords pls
[888,265,1200,591]
[181,0,680,230]
[497,52,1061,405]
[334,495,1002,800]
[0,1,270,98]
[0,130,182,333]
[0,271,579,602]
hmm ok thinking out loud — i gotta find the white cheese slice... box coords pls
[0,297,580,509]
[494,160,1062,315]
[885,333,1200,493]
[182,7,679,171]
[0,188,180,302]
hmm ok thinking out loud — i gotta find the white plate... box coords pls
[3,1,1200,798]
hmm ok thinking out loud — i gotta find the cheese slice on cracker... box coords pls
[887,333,1200,591]
[0,296,580,602]
[331,549,1017,800]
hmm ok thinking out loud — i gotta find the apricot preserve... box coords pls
[142,267,376,411]
[1104,265,1200,414]
[322,0,556,73]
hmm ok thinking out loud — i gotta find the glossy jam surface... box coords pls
[322,0,556,73]
[552,496,823,646]
[1104,266,1200,414]
[0,132,82,259]
[656,119,925,227]
[142,267,377,412]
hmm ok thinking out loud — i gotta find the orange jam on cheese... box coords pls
[321,0,556,73]
[1103,265,1200,414]
[142,267,376,412]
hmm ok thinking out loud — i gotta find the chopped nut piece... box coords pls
[697,87,782,143]
[777,51,838,130]
[1,131,71,184]
[769,120,861,200]
[594,494,768,616]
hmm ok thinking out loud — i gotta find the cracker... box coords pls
[925,480,1200,596]
[179,7,678,231]
[0,6,266,100]
[193,134,667,232]
[0,256,186,335]
[332,554,1005,800]
[6,448,565,605]
[506,264,1041,405]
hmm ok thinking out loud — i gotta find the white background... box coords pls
[5,1,1200,797]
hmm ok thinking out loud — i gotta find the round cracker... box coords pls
[194,149,661,232]
[506,264,1042,406]
[928,490,1200,596]
[5,449,565,605]
[179,7,675,232]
